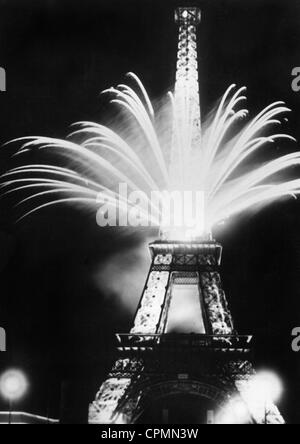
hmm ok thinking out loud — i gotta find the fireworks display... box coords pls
[1,72,299,239]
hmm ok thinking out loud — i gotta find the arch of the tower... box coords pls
[119,379,252,425]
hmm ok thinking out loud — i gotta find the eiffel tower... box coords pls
[89,7,284,425]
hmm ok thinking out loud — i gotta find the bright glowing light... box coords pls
[232,399,250,419]
[235,371,284,424]
[247,371,283,403]
[216,372,283,424]
[0,370,28,401]
[216,397,250,424]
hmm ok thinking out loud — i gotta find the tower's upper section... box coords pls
[172,7,202,174]
[164,8,204,241]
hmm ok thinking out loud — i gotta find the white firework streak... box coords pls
[1,72,300,235]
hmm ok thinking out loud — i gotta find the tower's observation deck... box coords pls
[175,7,201,25]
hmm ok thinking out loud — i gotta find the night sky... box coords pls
[1,0,300,423]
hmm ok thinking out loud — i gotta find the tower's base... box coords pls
[88,334,284,424]
[89,240,284,424]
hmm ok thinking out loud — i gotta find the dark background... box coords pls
[0,0,300,423]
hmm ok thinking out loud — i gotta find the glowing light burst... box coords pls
[0,369,28,402]
[1,72,300,238]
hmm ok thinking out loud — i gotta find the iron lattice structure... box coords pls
[88,8,285,424]
[169,7,202,190]
[174,7,202,152]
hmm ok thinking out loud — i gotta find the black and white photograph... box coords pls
[0,0,300,428]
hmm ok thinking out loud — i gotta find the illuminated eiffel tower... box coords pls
[88,7,284,425]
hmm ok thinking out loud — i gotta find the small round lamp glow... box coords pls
[0,370,28,401]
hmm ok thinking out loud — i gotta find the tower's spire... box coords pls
[174,7,202,155]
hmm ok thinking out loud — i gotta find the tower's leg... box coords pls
[223,361,285,424]
[88,358,143,424]
[234,370,285,424]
